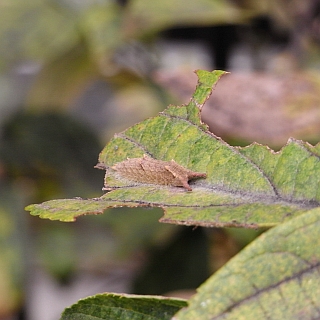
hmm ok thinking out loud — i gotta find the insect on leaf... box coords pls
[111,154,206,191]
[26,70,320,228]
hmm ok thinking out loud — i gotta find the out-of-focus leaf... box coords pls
[80,3,124,65]
[132,227,210,295]
[0,0,79,63]
[102,83,166,138]
[1,111,103,200]
[0,207,21,315]
[99,207,176,259]
[36,222,77,280]
[26,46,97,109]
[60,293,187,320]
[0,184,25,316]
[26,70,320,228]
[174,207,320,319]
[122,0,253,38]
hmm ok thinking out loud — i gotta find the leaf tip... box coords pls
[194,69,229,83]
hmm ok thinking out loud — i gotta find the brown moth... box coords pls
[111,154,206,191]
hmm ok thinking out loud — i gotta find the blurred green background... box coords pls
[1,1,320,319]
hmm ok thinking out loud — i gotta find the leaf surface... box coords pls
[60,293,186,320]
[174,207,320,319]
[26,70,320,228]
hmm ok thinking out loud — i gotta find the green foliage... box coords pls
[26,70,319,228]
[3,1,320,318]
[25,70,320,319]
[60,293,187,320]
[0,184,25,315]
[175,207,320,319]
[59,209,320,319]
[0,0,252,108]
[121,0,251,38]
[0,0,79,65]
[0,0,249,65]
[1,111,103,199]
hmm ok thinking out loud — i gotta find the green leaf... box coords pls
[0,184,25,315]
[26,69,320,228]
[80,3,124,60]
[174,207,320,319]
[0,207,22,314]
[26,45,97,110]
[122,0,253,38]
[60,293,187,320]
[0,0,79,63]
